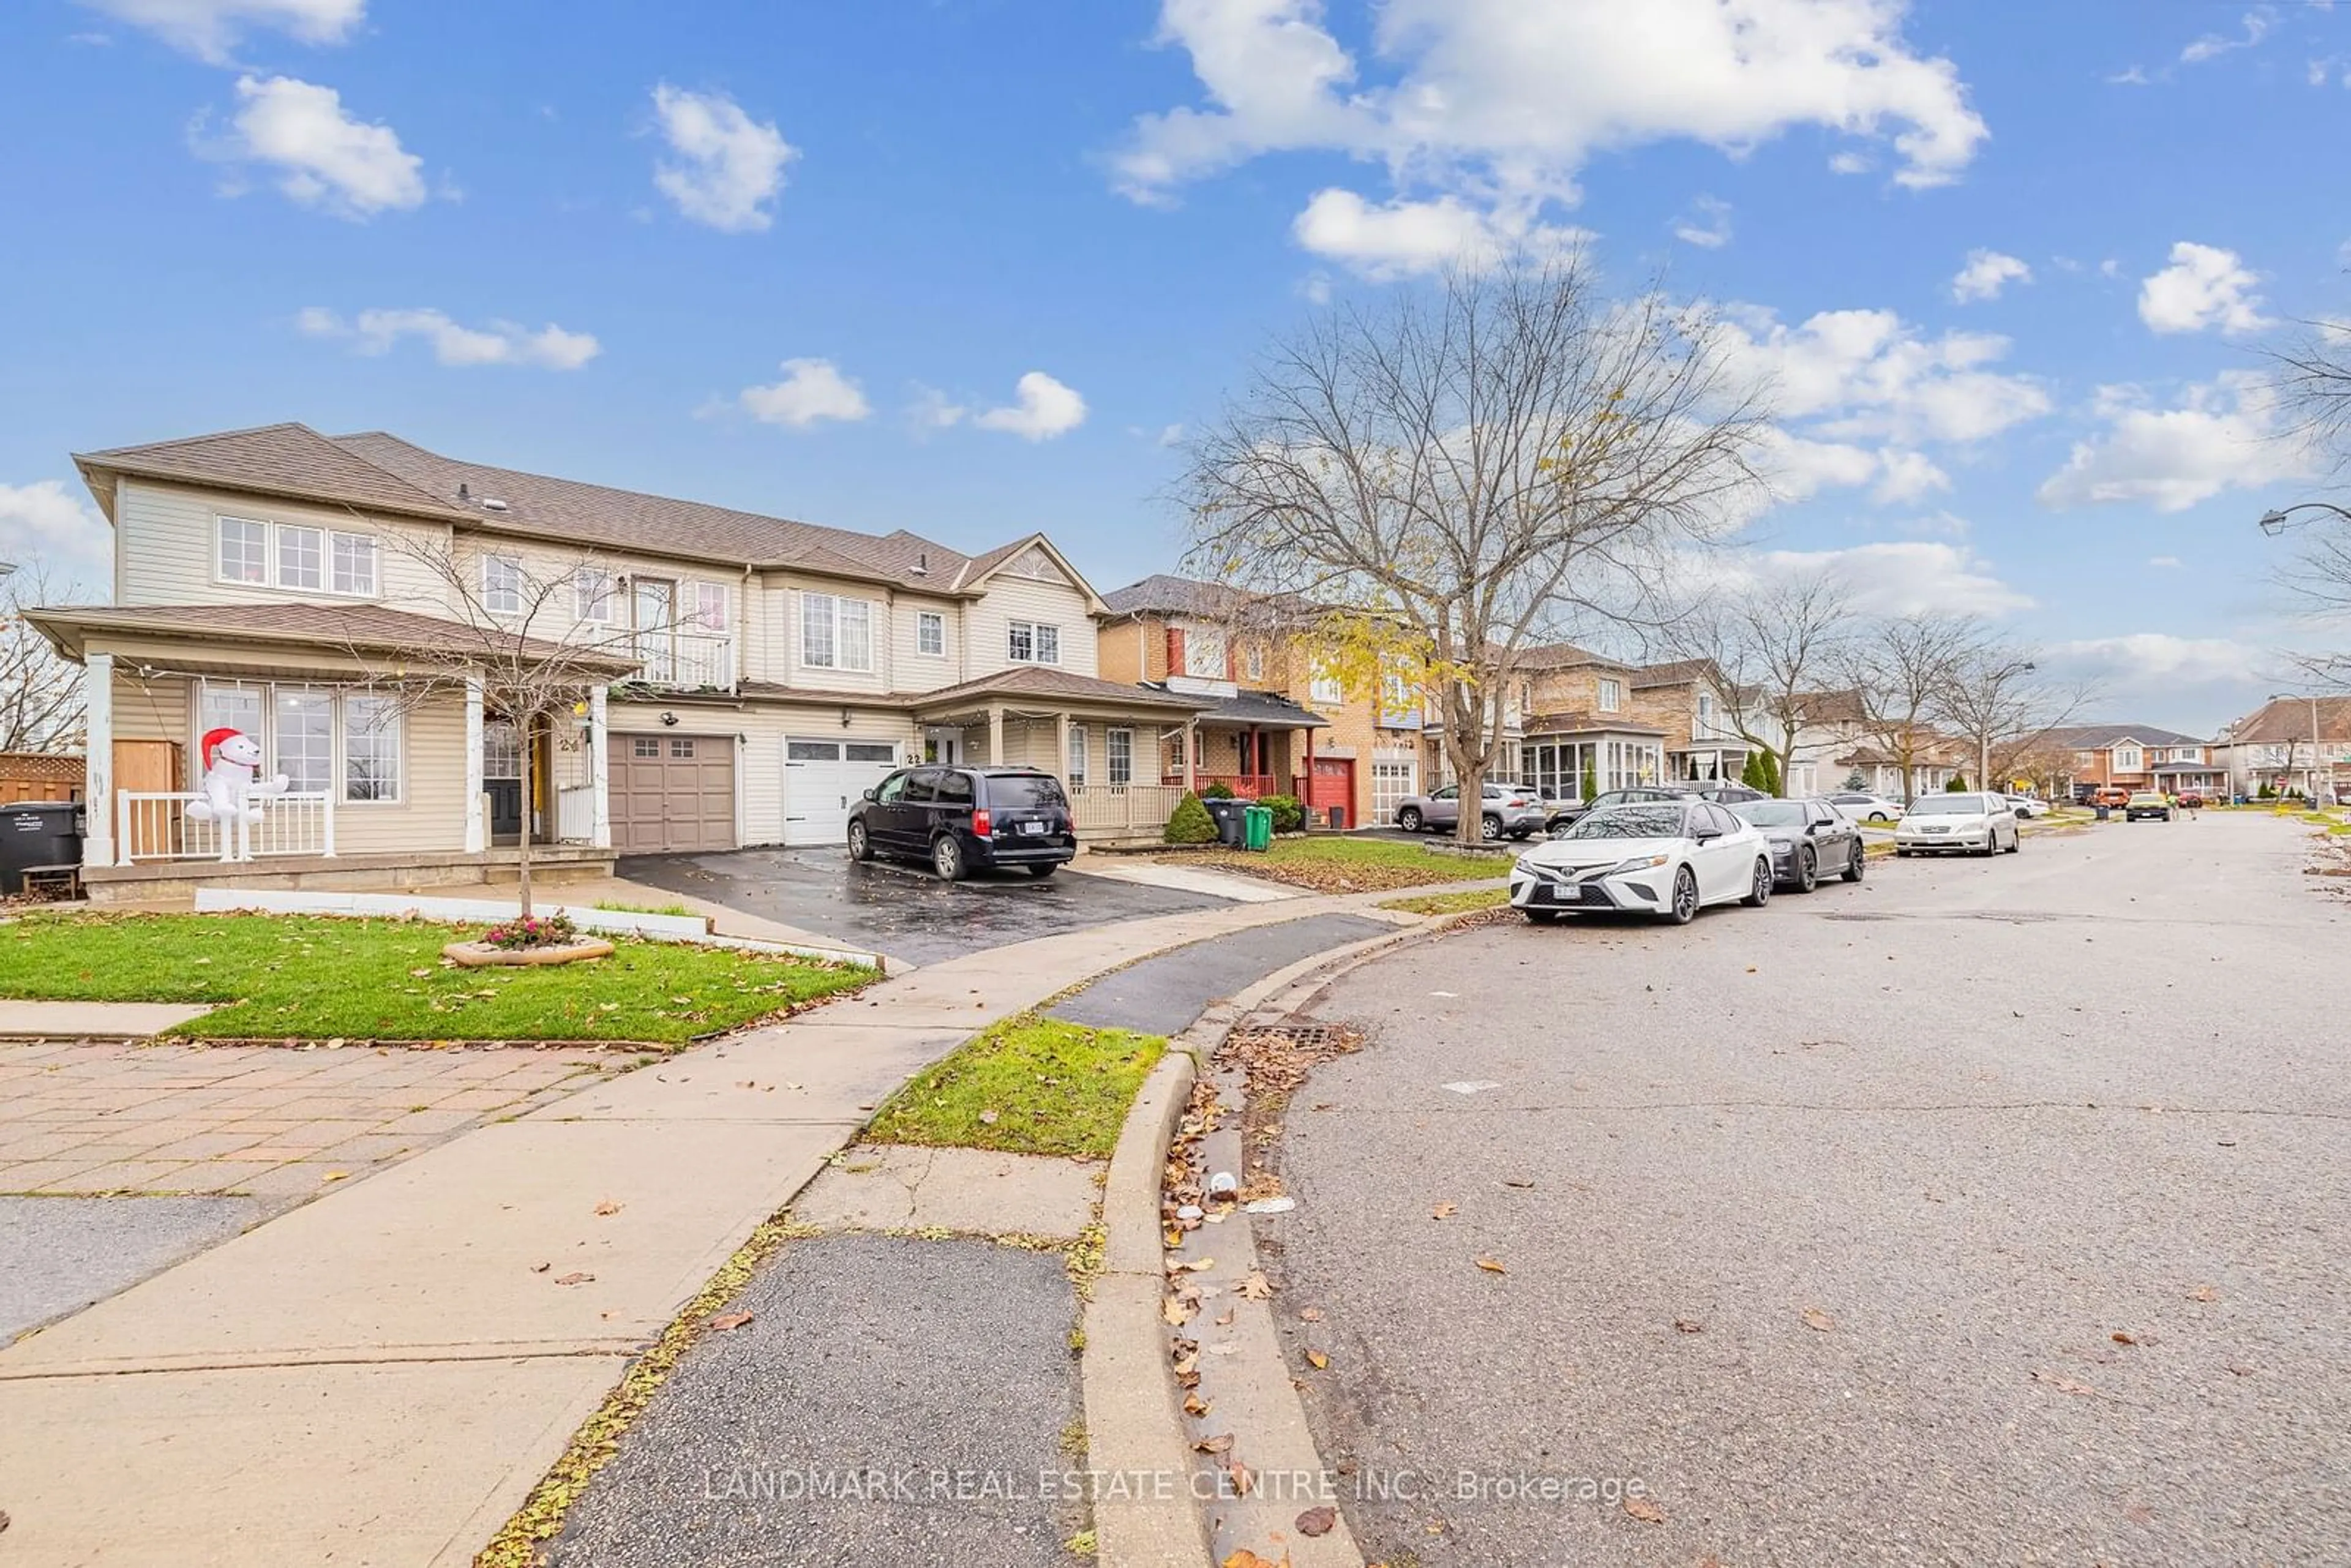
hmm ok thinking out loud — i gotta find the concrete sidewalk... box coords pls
[0,890,1423,1567]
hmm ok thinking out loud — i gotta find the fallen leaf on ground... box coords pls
[1221,1551,1279,1568]
[707,1311,754,1331]
[1299,1307,1324,1322]
[552,1272,594,1286]
[1431,1201,1457,1220]
[1296,1505,1338,1537]
[1801,1308,1836,1332]
[593,1199,621,1217]
[2186,1285,2219,1302]
[2031,1369,2098,1397]
[1237,1270,1273,1300]
[1215,1308,1235,1327]
[1306,1348,1329,1369]
[1163,1297,1191,1326]
[530,1262,550,1273]
[320,1170,348,1183]
[1475,1256,1507,1275]
[1194,1433,1234,1455]
[1171,1256,1215,1273]
[978,1109,1000,1125]
[1183,1392,1210,1417]
[1501,1178,1535,1189]
[2111,1330,2137,1346]
[1624,1496,1667,1524]
[1226,1459,1254,1496]
[1674,1318,1704,1334]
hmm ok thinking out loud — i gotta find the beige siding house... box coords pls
[35,424,1210,898]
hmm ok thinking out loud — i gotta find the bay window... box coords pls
[192,680,406,805]
[800,591,875,671]
[272,688,333,793]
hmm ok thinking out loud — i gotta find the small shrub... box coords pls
[481,911,580,950]
[1163,792,1218,845]
[2258,781,2278,800]
[1200,781,1236,800]
[1944,775,1969,792]
[1263,793,1305,833]
[1580,761,1599,803]
[1843,770,1867,792]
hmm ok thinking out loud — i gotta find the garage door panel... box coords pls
[782,737,899,847]
[609,734,735,855]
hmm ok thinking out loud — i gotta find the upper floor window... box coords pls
[801,591,874,671]
[2170,745,2201,762]
[1245,643,1265,681]
[332,533,377,596]
[574,568,613,623]
[217,517,269,584]
[1311,663,1344,705]
[279,525,323,590]
[1599,678,1623,712]
[1183,625,1227,679]
[2113,746,2143,772]
[1697,693,1715,721]
[917,610,946,658]
[482,555,523,617]
[694,581,731,636]
[1008,620,1060,665]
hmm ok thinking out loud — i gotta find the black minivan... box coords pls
[847,765,1078,880]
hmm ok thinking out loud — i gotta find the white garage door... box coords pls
[783,738,901,846]
[1371,759,1418,825]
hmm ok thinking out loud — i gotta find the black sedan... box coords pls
[1731,795,1865,891]
[1546,784,1697,831]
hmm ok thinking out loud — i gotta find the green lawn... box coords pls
[0,912,874,1045]
[1379,886,1512,916]
[1172,834,1510,893]
[867,1014,1166,1159]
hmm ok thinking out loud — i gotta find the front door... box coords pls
[484,718,525,843]
[923,728,962,765]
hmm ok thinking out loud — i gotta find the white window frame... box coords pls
[1106,727,1133,787]
[2113,746,2143,773]
[800,591,876,673]
[1068,724,1088,784]
[482,554,523,617]
[1246,643,1265,682]
[329,531,378,596]
[272,686,334,794]
[692,580,730,636]
[575,568,613,623]
[1310,662,1344,705]
[917,610,946,658]
[277,524,324,591]
[216,517,269,586]
[1599,678,1623,713]
[342,692,404,805]
[1007,619,1062,665]
[1183,625,1227,680]
[192,678,403,805]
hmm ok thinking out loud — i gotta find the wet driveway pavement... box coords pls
[617,849,1228,967]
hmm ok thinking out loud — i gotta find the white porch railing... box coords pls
[1070,782,1185,836]
[635,632,735,691]
[114,791,336,866]
[556,785,596,844]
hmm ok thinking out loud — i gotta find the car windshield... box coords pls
[2129,793,2165,804]
[1908,794,1987,816]
[986,775,1067,808]
[1558,804,1686,841]
[1735,801,1808,828]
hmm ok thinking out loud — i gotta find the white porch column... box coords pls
[987,704,1006,767]
[1183,718,1199,793]
[1055,711,1071,780]
[83,652,116,868]
[462,678,487,853]
[588,685,612,850]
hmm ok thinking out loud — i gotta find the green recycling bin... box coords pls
[1242,803,1273,852]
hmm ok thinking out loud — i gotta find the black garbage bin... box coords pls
[1203,797,1247,847]
[0,801,83,894]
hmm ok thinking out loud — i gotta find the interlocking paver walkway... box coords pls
[0,1041,609,1198]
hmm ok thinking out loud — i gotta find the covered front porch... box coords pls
[1159,689,1331,805]
[1517,724,1669,801]
[906,666,1215,846]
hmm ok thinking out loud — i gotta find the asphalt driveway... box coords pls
[618,847,1226,967]
[1261,812,2351,1566]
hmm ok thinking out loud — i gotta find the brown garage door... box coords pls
[608,733,735,853]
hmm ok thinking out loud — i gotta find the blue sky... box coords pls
[3,0,2348,732]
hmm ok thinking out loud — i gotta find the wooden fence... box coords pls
[0,752,82,807]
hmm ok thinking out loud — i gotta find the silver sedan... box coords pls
[1394,781,1549,841]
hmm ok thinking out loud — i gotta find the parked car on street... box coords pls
[2125,790,2173,822]
[1545,784,1697,831]
[1689,782,1768,806]
[1731,797,1866,890]
[2004,793,2052,817]
[1510,800,1774,925]
[1827,790,1907,824]
[848,765,1077,880]
[1894,792,2020,857]
[1394,781,1548,840]
[2089,785,2131,810]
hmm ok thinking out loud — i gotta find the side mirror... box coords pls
[862,787,878,802]
[1692,827,1721,843]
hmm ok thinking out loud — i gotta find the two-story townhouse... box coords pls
[2041,724,2219,800]
[1626,659,1752,784]
[2215,698,2351,801]
[1507,643,1668,801]
[1097,574,1422,830]
[32,424,1211,898]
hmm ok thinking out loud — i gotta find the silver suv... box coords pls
[1394,781,1549,840]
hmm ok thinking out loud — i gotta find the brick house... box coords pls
[1097,574,1421,830]
[2043,724,2221,800]
[2215,698,2351,801]
[1485,643,1668,801]
[1627,659,1753,784]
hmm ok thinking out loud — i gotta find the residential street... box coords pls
[1268,813,2351,1566]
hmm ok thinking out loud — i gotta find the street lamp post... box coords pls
[2257,502,2351,535]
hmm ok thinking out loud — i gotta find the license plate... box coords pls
[1019,820,1047,836]
[1924,826,1949,834]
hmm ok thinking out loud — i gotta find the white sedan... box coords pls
[1510,799,1775,925]
[1894,792,2021,857]
[1828,790,1907,824]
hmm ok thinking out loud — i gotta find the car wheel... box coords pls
[1398,806,1423,833]
[1026,861,1059,879]
[1510,827,1534,840]
[1664,865,1699,925]
[1793,846,1818,893]
[1870,811,1892,824]
[1481,814,1502,842]
[1741,857,1773,907]
[932,835,966,882]
[1521,908,1562,924]
[2004,827,2022,853]
[847,820,872,863]
[1843,841,1866,882]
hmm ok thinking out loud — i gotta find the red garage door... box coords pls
[1303,757,1354,827]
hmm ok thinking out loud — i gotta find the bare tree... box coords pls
[0,561,89,753]
[1933,636,2097,792]
[1840,614,1985,802]
[1663,566,1855,792]
[1179,257,1769,842]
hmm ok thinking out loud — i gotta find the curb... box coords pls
[1085,918,1457,1566]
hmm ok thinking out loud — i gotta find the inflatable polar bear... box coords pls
[186,728,290,861]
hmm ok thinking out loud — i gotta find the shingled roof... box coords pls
[2041,722,2208,750]
[24,600,631,670]
[2222,697,2351,745]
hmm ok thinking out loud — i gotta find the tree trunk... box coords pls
[1447,686,1488,846]
[516,709,536,917]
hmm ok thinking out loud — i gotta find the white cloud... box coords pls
[1671,195,1732,249]
[2138,241,2272,335]
[1827,150,1874,175]
[975,372,1088,441]
[2050,633,2265,685]
[737,359,871,428]
[1729,540,2033,617]
[2105,65,2153,86]
[2182,8,2277,65]
[80,0,363,63]
[1291,189,1588,277]
[298,307,599,369]
[2036,372,2317,512]
[2148,555,2183,568]
[650,84,797,233]
[0,479,114,591]
[1715,305,2052,445]
[1872,448,1952,504]
[216,73,425,218]
[1951,248,2031,303]
[910,386,967,430]
[1156,423,1187,447]
[1750,430,1948,509]
[1118,0,1987,254]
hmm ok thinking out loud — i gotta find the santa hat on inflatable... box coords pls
[200,727,244,769]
